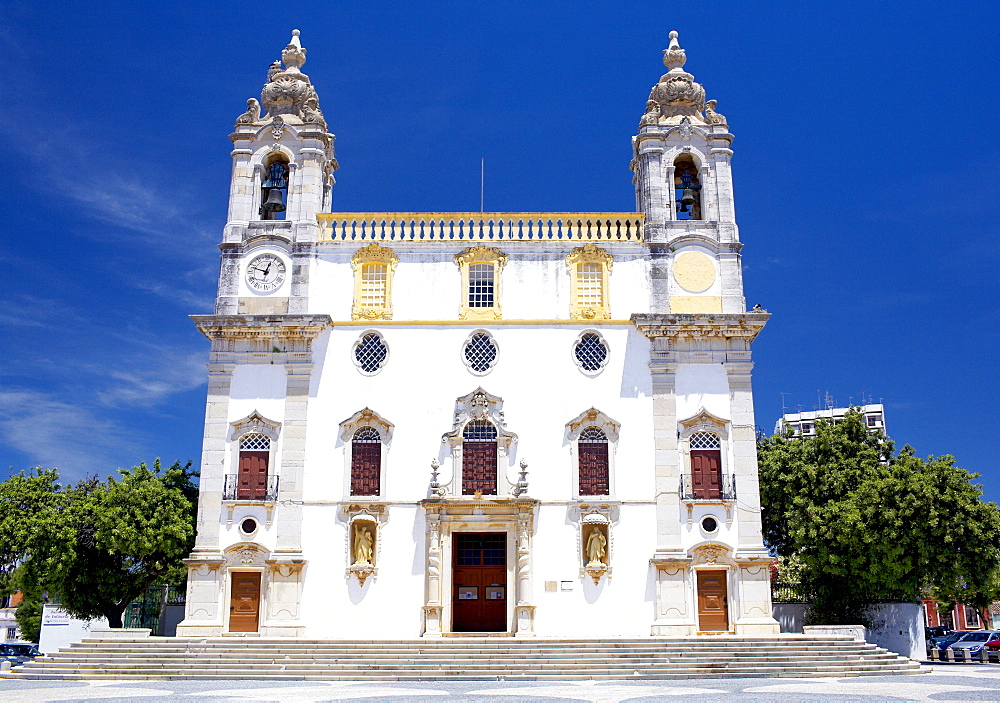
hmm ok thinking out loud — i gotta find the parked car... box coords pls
[944,630,1000,660]
[929,630,972,657]
[0,643,39,666]
[928,629,966,655]
[926,626,951,640]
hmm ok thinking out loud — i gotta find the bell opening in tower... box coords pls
[673,155,702,221]
[260,158,289,220]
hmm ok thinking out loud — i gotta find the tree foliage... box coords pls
[758,410,1000,624]
[0,460,197,631]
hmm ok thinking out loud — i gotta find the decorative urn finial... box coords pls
[641,29,706,126]
[662,30,687,72]
[257,29,323,121]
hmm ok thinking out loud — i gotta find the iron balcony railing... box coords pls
[679,473,737,501]
[223,474,279,502]
[317,212,645,243]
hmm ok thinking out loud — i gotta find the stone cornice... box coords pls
[631,312,769,341]
[191,314,332,340]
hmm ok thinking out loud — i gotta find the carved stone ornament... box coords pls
[566,407,620,443]
[258,30,325,123]
[454,244,507,269]
[693,543,732,566]
[644,31,707,123]
[350,243,399,271]
[229,410,281,443]
[566,243,613,271]
[338,406,394,444]
[224,543,268,567]
[704,100,728,126]
[301,97,326,129]
[236,98,261,125]
[442,387,517,450]
[269,116,286,140]
[639,99,661,127]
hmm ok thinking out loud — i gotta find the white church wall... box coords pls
[531,504,656,638]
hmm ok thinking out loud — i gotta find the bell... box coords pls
[679,188,696,212]
[262,188,286,213]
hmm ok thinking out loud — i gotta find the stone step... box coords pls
[3,636,925,681]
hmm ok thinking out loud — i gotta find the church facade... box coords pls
[176,30,779,639]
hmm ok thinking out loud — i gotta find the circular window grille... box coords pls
[463,332,498,374]
[354,332,388,374]
[463,420,498,440]
[240,433,270,451]
[574,332,608,373]
[701,516,719,533]
[240,517,258,535]
[690,431,721,449]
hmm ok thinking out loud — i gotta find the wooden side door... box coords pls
[690,450,722,499]
[238,451,268,500]
[229,572,261,633]
[697,570,729,631]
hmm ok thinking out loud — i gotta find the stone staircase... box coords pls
[5,636,926,681]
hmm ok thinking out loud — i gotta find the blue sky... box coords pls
[2,2,998,498]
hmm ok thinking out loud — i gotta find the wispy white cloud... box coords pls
[0,390,141,479]
[97,349,206,407]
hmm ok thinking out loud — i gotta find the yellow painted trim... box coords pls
[320,319,637,327]
[350,244,398,321]
[566,243,613,320]
[455,245,507,321]
[669,296,723,314]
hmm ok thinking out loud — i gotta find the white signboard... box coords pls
[41,606,70,626]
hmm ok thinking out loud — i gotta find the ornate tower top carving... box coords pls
[235,29,327,130]
[641,30,726,128]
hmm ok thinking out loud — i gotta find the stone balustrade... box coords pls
[317,212,645,242]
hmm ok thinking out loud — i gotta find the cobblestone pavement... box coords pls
[2,664,1000,702]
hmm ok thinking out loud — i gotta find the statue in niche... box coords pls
[353,525,374,566]
[585,528,607,567]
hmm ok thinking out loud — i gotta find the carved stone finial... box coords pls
[704,99,728,126]
[662,30,686,72]
[646,30,706,123]
[260,29,320,121]
[236,98,261,125]
[512,459,529,497]
[282,29,307,72]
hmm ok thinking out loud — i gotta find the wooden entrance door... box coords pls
[691,450,722,499]
[229,572,261,633]
[697,570,729,631]
[452,533,507,632]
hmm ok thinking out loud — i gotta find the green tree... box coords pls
[0,460,197,630]
[758,410,1000,624]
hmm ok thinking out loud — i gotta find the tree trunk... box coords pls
[103,605,125,628]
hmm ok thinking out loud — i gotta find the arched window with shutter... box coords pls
[351,427,382,496]
[462,420,498,495]
[578,427,610,496]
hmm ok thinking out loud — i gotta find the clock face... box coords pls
[245,253,287,293]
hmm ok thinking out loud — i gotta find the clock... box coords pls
[245,253,286,293]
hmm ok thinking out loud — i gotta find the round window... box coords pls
[463,331,498,375]
[574,331,609,374]
[240,518,258,535]
[353,332,388,375]
[701,516,718,533]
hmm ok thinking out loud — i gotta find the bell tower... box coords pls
[631,32,779,635]
[631,31,744,315]
[216,29,338,315]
